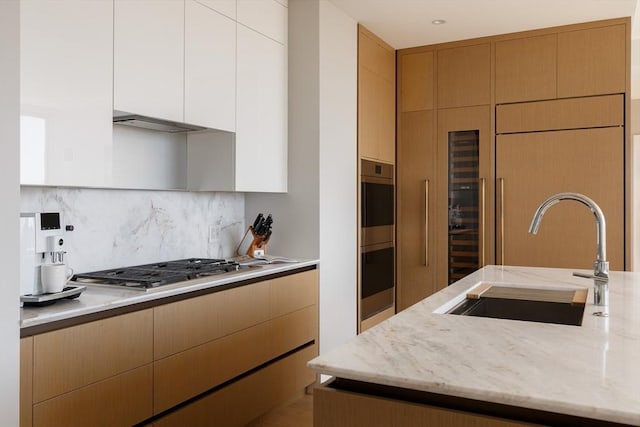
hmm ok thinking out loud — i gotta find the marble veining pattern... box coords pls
[308,265,640,425]
[20,186,245,273]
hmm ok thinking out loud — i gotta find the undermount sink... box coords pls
[444,283,588,326]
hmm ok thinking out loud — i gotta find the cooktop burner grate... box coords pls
[72,258,242,290]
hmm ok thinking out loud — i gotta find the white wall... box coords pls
[245,0,358,354]
[0,0,21,425]
[318,0,358,352]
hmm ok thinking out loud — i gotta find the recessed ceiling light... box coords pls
[432,19,446,25]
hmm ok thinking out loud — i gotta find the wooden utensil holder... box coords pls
[246,226,268,257]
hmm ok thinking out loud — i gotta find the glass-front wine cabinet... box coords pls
[447,130,480,284]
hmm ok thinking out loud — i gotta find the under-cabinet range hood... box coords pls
[113,113,207,133]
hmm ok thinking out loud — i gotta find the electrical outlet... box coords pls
[208,225,216,243]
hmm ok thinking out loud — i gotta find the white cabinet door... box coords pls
[237,0,287,44]
[114,0,184,123]
[236,25,287,192]
[196,0,236,19]
[20,0,113,187]
[185,1,236,132]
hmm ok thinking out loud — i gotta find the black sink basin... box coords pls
[447,297,585,326]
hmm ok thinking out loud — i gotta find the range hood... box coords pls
[113,114,207,133]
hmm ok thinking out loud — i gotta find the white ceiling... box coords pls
[328,0,639,49]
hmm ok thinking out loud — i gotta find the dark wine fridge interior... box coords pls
[448,130,480,284]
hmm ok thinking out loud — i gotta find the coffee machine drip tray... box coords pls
[21,285,85,307]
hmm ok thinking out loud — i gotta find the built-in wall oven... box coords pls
[360,159,395,323]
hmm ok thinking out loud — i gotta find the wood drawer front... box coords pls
[21,337,33,427]
[154,270,318,359]
[269,269,318,318]
[314,386,534,427]
[496,94,623,134]
[154,304,317,413]
[557,24,626,98]
[154,279,270,359]
[33,309,153,403]
[33,364,153,427]
[154,344,317,427]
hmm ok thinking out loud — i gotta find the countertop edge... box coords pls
[21,260,319,337]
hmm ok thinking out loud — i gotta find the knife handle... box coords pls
[252,213,263,230]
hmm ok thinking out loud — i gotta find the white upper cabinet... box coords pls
[237,0,287,43]
[188,0,288,192]
[236,23,287,191]
[114,0,184,123]
[196,0,236,19]
[185,0,236,132]
[20,0,113,187]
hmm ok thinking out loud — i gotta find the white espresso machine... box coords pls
[20,212,84,306]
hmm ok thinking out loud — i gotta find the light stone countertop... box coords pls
[308,265,640,425]
[21,260,319,332]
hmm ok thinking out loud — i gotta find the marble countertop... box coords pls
[308,265,640,425]
[21,260,319,332]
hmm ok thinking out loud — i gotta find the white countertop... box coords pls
[21,260,319,331]
[308,265,640,425]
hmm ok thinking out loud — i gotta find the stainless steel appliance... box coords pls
[72,258,242,291]
[20,212,84,306]
[360,160,395,321]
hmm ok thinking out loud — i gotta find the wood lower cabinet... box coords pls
[153,344,317,426]
[314,384,534,427]
[153,270,318,413]
[20,338,33,427]
[33,366,153,427]
[497,127,624,270]
[27,310,154,427]
[21,268,319,427]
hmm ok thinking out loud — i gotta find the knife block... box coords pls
[246,226,268,257]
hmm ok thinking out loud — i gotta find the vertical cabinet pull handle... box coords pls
[498,177,505,265]
[479,178,486,268]
[424,179,429,267]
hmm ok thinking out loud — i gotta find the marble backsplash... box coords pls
[20,187,245,273]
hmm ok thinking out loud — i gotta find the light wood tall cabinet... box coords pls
[397,40,492,309]
[437,43,491,108]
[496,96,625,271]
[495,34,557,103]
[397,50,436,311]
[358,25,396,164]
[397,17,631,309]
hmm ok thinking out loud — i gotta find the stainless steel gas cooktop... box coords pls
[71,258,242,290]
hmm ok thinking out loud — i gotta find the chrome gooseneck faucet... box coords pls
[528,193,609,312]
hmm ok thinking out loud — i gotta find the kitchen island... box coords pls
[308,265,640,426]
